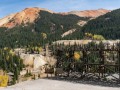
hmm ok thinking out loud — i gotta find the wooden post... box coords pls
[118,51,120,83]
[82,50,87,76]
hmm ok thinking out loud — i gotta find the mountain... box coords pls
[0,7,54,28]
[0,7,110,48]
[0,8,110,28]
[60,9,110,18]
[0,14,16,27]
[0,7,89,47]
[65,8,120,40]
[80,8,120,40]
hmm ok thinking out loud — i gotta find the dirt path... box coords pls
[0,79,120,90]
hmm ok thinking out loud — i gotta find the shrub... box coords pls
[0,75,9,87]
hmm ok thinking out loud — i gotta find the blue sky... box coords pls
[0,0,120,18]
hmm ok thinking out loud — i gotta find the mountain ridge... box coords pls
[0,7,54,28]
[0,7,110,28]
[59,8,110,18]
[0,7,114,48]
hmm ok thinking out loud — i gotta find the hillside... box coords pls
[0,8,89,48]
[0,7,54,28]
[0,8,109,29]
[81,8,120,39]
[62,9,110,18]
[0,14,16,27]
[65,8,120,40]
[0,7,110,48]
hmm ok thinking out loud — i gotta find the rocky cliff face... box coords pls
[61,9,110,18]
[0,14,16,27]
[0,7,54,28]
[0,8,110,28]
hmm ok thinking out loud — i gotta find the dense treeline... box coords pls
[1,8,120,48]
[81,8,120,39]
[65,9,120,40]
[0,48,24,84]
[0,11,88,48]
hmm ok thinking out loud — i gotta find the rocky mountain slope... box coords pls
[60,9,110,18]
[0,8,110,28]
[64,8,120,40]
[0,7,89,47]
[0,7,111,47]
[0,14,16,27]
[80,8,120,39]
[0,7,54,28]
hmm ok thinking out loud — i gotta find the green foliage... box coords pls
[52,42,119,73]
[64,9,120,40]
[0,11,88,48]
[81,9,120,39]
[93,35,105,40]
[0,75,8,87]
[24,71,32,77]
[84,33,105,40]
[0,48,24,83]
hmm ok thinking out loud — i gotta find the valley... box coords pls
[0,6,120,88]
